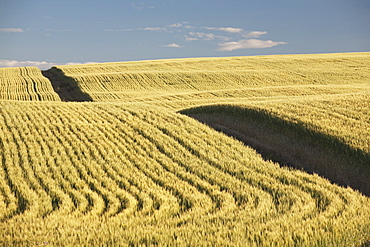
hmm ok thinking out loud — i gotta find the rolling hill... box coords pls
[0,52,369,246]
[0,67,61,101]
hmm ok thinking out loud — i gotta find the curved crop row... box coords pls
[55,52,370,102]
[0,67,61,101]
[247,92,370,154]
[180,91,370,196]
[0,101,369,246]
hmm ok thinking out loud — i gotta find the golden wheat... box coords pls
[56,52,370,103]
[1,53,369,246]
[0,101,369,246]
[0,67,61,101]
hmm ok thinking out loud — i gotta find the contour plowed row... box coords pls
[0,101,369,246]
[0,67,61,101]
[180,91,370,197]
[250,92,370,153]
[55,52,370,102]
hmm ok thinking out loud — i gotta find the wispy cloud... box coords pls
[131,2,155,10]
[188,32,230,41]
[161,43,183,48]
[0,28,24,33]
[243,31,267,38]
[0,60,55,70]
[105,27,167,32]
[167,23,183,28]
[189,32,215,40]
[103,23,286,51]
[64,62,98,66]
[104,29,134,32]
[204,27,244,33]
[0,60,98,70]
[46,29,74,32]
[185,36,198,41]
[218,39,287,51]
[203,28,267,38]
[138,27,167,32]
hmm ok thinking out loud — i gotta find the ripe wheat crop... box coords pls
[0,67,61,101]
[1,52,370,246]
[0,101,369,246]
[55,52,370,104]
[180,90,370,196]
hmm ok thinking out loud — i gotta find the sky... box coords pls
[1,0,369,70]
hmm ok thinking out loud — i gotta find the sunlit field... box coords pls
[0,67,61,101]
[0,52,369,246]
[56,52,369,106]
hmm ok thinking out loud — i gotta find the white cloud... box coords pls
[106,26,168,32]
[131,2,154,10]
[188,32,230,41]
[0,60,99,70]
[139,27,167,31]
[243,31,267,38]
[161,43,182,48]
[185,36,198,41]
[218,39,287,51]
[219,27,244,33]
[167,23,183,28]
[46,29,74,32]
[65,62,97,65]
[101,23,284,52]
[189,32,216,40]
[0,28,24,33]
[105,27,168,32]
[104,29,134,32]
[205,27,244,33]
[0,60,55,70]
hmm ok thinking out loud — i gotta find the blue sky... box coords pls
[1,0,369,69]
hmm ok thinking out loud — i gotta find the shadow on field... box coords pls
[42,67,93,102]
[180,105,370,197]
[361,240,370,247]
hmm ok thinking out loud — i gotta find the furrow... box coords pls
[0,136,20,221]
[67,105,169,217]
[92,105,216,219]
[97,105,264,220]
[148,109,340,219]
[23,104,89,216]
[0,107,44,218]
[42,104,141,217]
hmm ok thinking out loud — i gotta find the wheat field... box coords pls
[56,52,369,104]
[0,52,369,246]
[0,67,61,101]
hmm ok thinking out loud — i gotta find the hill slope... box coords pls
[0,101,369,246]
[54,52,370,104]
[181,91,370,196]
[0,52,369,246]
[0,67,61,101]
